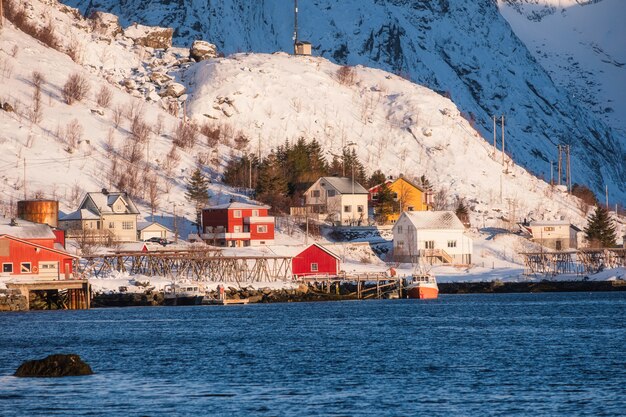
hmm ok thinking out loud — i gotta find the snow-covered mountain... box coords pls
[63,0,626,203]
[498,0,626,136]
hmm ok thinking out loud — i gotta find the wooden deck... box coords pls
[6,279,91,310]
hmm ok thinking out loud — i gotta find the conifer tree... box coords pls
[256,152,289,213]
[368,169,387,188]
[584,205,617,248]
[455,199,470,228]
[374,182,394,224]
[185,168,210,233]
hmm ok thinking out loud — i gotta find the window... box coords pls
[327,190,336,197]
[234,210,242,218]
[257,225,268,233]
[311,263,319,272]
[252,210,259,217]
[234,226,242,233]
[396,241,404,248]
[447,240,457,248]
[20,262,32,273]
[397,226,403,233]
[344,205,352,213]
[425,241,434,249]
[312,190,320,198]
[205,226,214,233]
[372,193,379,201]
[109,222,115,229]
[392,193,398,200]
[408,206,414,211]
[2,263,12,273]
[357,205,364,213]
[122,221,133,230]
[544,226,555,232]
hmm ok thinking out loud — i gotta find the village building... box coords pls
[368,175,432,223]
[304,177,369,226]
[58,189,140,242]
[137,221,172,242]
[292,244,341,278]
[198,202,274,247]
[526,221,580,251]
[0,217,77,280]
[392,211,472,265]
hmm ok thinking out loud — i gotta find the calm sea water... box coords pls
[1,292,625,416]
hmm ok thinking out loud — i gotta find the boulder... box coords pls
[190,40,218,62]
[15,354,93,377]
[160,82,186,98]
[2,102,14,112]
[149,71,172,86]
[295,283,309,294]
[89,11,123,38]
[124,23,173,49]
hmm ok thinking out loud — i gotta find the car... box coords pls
[145,237,167,245]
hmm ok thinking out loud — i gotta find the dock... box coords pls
[6,279,91,310]
[203,298,250,305]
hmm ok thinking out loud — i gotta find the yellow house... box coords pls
[369,176,430,224]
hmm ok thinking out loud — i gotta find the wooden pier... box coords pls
[77,249,293,283]
[299,273,404,299]
[6,279,91,311]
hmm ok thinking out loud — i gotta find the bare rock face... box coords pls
[190,40,218,62]
[89,11,123,38]
[160,82,186,98]
[124,23,173,49]
[14,354,94,377]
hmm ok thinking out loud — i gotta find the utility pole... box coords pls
[605,185,609,209]
[566,145,571,192]
[501,115,505,167]
[173,203,178,243]
[0,0,4,29]
[293,0,299,54]
[550,160,553,186]
[492,115,496,158]
[557,145,562,186]
[23,158,26,200]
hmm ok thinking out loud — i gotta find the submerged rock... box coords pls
[14,354,93,377]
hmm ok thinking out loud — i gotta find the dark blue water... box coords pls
[1,292,625,416]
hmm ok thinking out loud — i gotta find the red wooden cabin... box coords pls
[0,234,78,280]
[292,244,341,278]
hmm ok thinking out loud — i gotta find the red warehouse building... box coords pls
[292,244,341,278]
[199,202,275,247]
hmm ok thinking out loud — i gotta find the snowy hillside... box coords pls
[63,0,626,204]
[498,0,626,136]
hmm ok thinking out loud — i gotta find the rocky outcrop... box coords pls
[190,40,218,62]
[0,289,28,311]
[14,354,93,377]
[89,11,123,38]
[123,23,173,49]
[160,82,186,98]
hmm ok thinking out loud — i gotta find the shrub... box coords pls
[62,73,90,105]
[172,121,198,149]
[336,65,357,86]
[95,85,112,108]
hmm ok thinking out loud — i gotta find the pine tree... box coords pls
[368,169,387,188]
[256,152,289,213]
[374,182,394,224]
[455,199,470,228]
[185,168,210,232]
[584,205,617,248]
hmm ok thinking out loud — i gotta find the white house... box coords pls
[526,221,580,250]
[304,177,369,226]
[59,189,140,242]
[137,221,172,241]
[393,211,472,265]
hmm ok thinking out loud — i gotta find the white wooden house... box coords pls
[304,177,369,226]
[527,221,580,250]
[393,211,472,264]
[137,221,172,241]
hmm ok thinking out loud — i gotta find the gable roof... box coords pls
[0,218,56,239]
[80,191,140,215]
[399,211,464,230]
[529,221,581,232]
[315,177,368,195]
[207,202,270,210]
[137,221,172,232]
[369,176,425,194]
[307,243,341,260]
[0,234,79,258]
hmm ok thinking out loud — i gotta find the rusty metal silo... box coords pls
[17,200,59,227]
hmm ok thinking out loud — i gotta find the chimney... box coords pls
[101,188,109,195]
[10,218,17,226]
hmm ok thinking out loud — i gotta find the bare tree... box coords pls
[95,85,112,108]
[62,73,90,105]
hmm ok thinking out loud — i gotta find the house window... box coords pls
[544,227,555,232]
[234,226,242,233]
[252,210,259,217]
[408,206,414,211]
[372,193,379,201]
[257,225,268,233]
[327,190,336,197]
[396,241,404,248]
[20,262,32,273]
[234,210,242,218]
[447,240,457,248]
[312,190,320,198]
[392,193,398,200]
[2,263,12,273]
[109,222,115,229]
[122,221,133,230]
[397,226,403,233]
[357,205,364,213]
[344,205,352,213]
[205,226,214,233]
[311,263,319,272]
[425,241,434,249]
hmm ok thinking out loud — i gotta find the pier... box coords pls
[299,273,404,299]
[6,279,91,311]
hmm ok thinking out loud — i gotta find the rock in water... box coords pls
[14,354,93,377]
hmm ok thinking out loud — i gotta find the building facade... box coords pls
[304,177,369,226]
[199,202,274,247]
[368,176,431,224]
[292,244,341,278]
[528,221,580,250]
[393,211,472,265]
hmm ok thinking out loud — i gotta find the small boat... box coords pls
[163,282,204,306]
[405,273,439,299]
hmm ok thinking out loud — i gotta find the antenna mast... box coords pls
[293,0,299,53]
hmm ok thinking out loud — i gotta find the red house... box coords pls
[1,218,77,281]
[292,244,341,278]
[199,202,275,247]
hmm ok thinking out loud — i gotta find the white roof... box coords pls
[0,217,56,239]
[315,177,368,195]
[137,221,172,232]
[530,221,572,227]
[400,211,464,230]
[207,202,270,210]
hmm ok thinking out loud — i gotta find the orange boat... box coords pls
[405,274,439,299]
